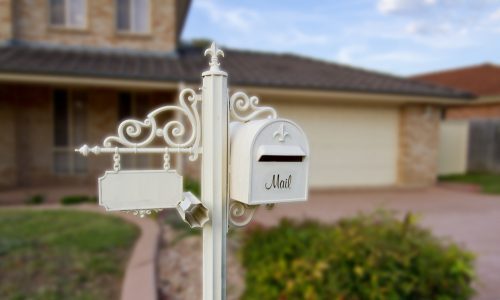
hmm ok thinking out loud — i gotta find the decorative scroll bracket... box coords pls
[75,88,202,218]
[76,43,279,228]
[229,91,277,123]
[228,201,258,227]
[76,88,202,161]
[228,90,278,227]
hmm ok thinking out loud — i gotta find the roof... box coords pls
[412,63,500,97]
[0,44,472,100]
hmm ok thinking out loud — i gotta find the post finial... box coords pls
[204,42,225,71]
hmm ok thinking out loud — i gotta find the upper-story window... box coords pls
[117,0,150,34]
[49,0,87,29]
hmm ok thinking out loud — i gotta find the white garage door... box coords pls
[274,103,399,188]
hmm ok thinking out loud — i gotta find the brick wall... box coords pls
[14,0,178,52]
[398,105,440,186]
[0,0,13,42]
[15,85,54,186]
[447,103,500,120]
[86,89,118,184]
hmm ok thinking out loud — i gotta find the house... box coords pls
[0,0,472,195]
[413,63,500,119]
[413,63,500,174]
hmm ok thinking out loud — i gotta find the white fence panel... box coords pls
[438,120,469,175]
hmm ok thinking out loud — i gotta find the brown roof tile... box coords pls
[412,63,500,96]
[0,44,472,100]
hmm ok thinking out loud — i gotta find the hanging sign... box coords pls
[98,170,182,211]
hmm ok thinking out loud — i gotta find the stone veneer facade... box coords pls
[0,0,13,41]
[1,0,179,52]
[397,105,440,186]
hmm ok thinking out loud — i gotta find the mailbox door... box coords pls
[249,120,309,204]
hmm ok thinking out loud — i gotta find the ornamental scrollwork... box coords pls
[228,200,258,227]
[230,91,277,122]
[102,88,201,161]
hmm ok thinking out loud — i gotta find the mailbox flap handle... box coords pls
[257,145,306,162]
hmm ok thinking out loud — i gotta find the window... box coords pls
[49,0,87,28]
[53,89,88,174]
[117,0,150,34]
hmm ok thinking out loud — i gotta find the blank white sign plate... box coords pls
[98,170,182,211]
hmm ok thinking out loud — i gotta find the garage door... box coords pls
[274,103,399,188]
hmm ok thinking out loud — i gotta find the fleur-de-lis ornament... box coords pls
[273,123,290,142]
[204,42,225,71]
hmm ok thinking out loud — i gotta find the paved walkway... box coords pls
[254,186,500,300]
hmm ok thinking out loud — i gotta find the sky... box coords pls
[182,0,500,76]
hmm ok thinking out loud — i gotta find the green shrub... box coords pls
[241,211,475,300]
[184,177,201,197]
[24,194,44,205]
[60,195,96,205]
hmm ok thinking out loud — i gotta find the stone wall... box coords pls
[0,0,13,42]
[86,89,118,185]
[13,85,53,187]
[398,105,440,186]
[13,0,178,52]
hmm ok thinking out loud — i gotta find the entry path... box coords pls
[254,186,500,300]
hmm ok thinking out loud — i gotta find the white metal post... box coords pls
[201,44,228,300]
[75,42,307,300]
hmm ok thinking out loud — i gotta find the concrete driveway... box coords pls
[254,186,500,300]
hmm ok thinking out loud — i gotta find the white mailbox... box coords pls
[230,118,309,205]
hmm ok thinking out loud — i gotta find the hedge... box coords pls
[241,211,475,300]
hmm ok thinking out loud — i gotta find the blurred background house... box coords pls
[413,64,500,175]
[0,0,474,198]
[1,1,499,299]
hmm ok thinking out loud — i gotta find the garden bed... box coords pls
[158,211,245,300]
[158,210,475,300]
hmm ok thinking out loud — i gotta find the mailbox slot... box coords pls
[257,145,306,162]
[259,155,303,162]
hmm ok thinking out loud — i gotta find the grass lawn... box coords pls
[0,210,139,300]
[439,173,500,194]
